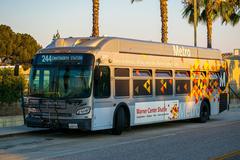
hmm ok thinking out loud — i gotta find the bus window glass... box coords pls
[176,80,190,94]
[58,66,92,98]
[209,72,219,79]
[133,80,152,96]
[43,70,50,93]
[30,68,56,97]
[31,70,40,93]
[175,71,190,78]
[133,69,152,77]
[115,80,129,96]
[94,66,111,98]
[29,53,94,98]
[115,68,129,77]
[208,72,220,89]
[156,79,173,95]
[155,70,172,77]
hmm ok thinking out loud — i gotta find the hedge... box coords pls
[0,68,26,104]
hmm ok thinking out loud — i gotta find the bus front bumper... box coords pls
[25,115,91,131]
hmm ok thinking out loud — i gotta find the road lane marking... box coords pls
[36,133,177,160]
[3,120,240,160]
[210,150,240,160]
[36,120,240,160]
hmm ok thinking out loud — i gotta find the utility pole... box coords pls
[194,0,197,47]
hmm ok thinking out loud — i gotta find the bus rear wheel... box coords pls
[198,101,210,123]
[112,107,125,135]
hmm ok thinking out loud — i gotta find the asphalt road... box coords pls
[0,109,240,160]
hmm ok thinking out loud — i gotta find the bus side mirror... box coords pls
[14,64,19,76]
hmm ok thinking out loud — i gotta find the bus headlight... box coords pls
[28,108,39,113]
[76,106,91,115]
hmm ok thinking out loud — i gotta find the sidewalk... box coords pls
[0,125,47,138]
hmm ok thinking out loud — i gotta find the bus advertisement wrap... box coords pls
[165,100,179,120]
[135,100,179,124]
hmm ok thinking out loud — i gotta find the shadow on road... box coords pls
[22,117,224,139]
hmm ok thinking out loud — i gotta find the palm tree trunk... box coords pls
[206,0,212,48]
[160,0,168,43]
[92,0,99,37]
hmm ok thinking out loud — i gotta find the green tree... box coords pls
[0,68,25,104]
[131,0,169,43]
[92,0,100,37]
[0,25,16,63]
[0,24,41,67]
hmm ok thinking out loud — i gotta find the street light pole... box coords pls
[194,0,197,47]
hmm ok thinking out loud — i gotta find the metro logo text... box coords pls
[173,45,191,57]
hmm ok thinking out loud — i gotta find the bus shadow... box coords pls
[26,117,224,139]
[26,120,188,137]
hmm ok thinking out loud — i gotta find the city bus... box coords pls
[24,37,228,134]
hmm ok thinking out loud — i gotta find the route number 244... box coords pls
[41,55,52,63]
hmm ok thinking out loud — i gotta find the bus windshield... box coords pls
[29,54,94,98]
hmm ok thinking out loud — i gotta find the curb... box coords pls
[229,104,240,109]
[0,127,49,138]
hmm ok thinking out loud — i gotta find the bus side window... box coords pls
[115,68,130,97]
[94,66,111,98]
[155,70,173,96]
[175,70,191,94]
[133,69,153,96]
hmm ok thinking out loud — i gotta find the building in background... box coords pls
[223,49,240,98]
[234,49,240,56]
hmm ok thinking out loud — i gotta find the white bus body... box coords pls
[25,37,228,134]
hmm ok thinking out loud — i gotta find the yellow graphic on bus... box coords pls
[144,79,151,93]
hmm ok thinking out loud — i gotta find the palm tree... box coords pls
[182,0,203,24]
[183,0,217,48]
[160,0,168,43]
[205,0,214,48]
[203,0,240,48]
[131,0,168,43]
[92,0,100,37]
[182,0,204,46]
[183,0,240,48]
[220,0,240,26]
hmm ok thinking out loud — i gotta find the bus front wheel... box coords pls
[198,101,210,123]
[112,107,125,135]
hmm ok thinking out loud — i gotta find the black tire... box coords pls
[112,107,125,135]
[198,101,210,123]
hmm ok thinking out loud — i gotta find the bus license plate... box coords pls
[68,123,78,129]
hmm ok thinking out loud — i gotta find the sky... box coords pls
[0,0,239,53]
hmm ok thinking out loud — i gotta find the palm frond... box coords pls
[230,13,240,26]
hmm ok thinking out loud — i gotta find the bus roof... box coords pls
[40,37,222,60]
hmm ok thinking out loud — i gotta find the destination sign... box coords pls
[33,54,94,65]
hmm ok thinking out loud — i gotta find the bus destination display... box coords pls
[33,54,93,65]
